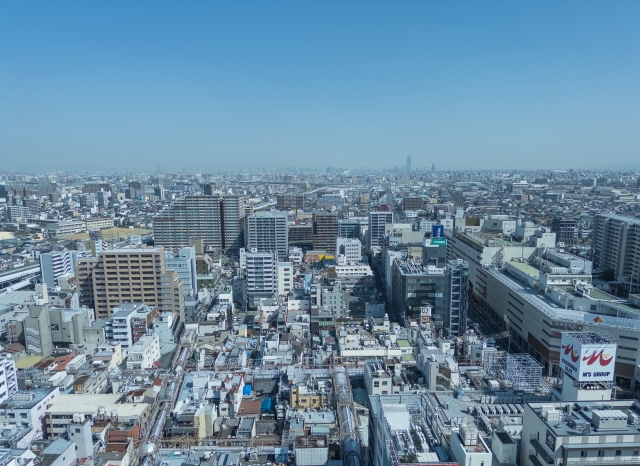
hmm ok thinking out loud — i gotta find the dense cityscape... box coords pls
[0,167,639,466]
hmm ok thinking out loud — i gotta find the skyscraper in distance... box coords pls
[406,156,411,172]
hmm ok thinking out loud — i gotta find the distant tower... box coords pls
[431,163,436,172]
[406,157,412,172]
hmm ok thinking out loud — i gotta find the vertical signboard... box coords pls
[560,333,616,382]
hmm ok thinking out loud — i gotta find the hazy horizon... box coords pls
[2,1,639,172]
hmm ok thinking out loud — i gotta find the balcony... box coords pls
[531,436,554,464]
[565,457,640,466]
[530,453,546,466]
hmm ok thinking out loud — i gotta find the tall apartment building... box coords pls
[40,250,90,288]
[76,248,184,320]
[106,302,159,355]
[593,213,640,290]
[221,195,245,252]
[245,251,277,308]
[277,262,293,296]
[82,183,112,194]
[246,211,289,258]
[165,246,197,297]
[153,195,245,253]
[276,194,304,211]
[312,212,339,254]
[0,359,18,405]
[369,211,393,249]
[153,195,223,250]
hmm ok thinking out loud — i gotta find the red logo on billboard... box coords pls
[593,316,604,324]
[562,344,580,362]
[583,350,613,366]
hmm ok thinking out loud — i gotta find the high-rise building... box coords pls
[76,248,184,320]
[338,219,361,239]
[221,195,245,252]
[40,250,90,289]
[406,156,411,172]
[593,214,640,290]
[153,195,223,250]
[551,217,578,245]
[368,211,393,249]
[276,194,304,211]
[153,195,245,253]
[245,251,277,308]
[444,259,469,337]
[165,246,197,297]
[246,211,289,258]
[312,213,339,254]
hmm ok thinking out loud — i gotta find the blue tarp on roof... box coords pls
[243,384,252,396]
[260,397,275,413]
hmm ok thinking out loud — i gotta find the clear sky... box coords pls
[1,1,639,172]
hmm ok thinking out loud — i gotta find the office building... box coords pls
[338,219,361,239]
[552,217,578,245]
[406,156,411,172]
[391,260,446,331]
[165,246,197,297]
[40,250,90,289]
[593,213,640,291]
[521,400,640,466]
[289,224,313,247]
[444,259,469,337]
[276,194,304,211]
[336,237,362,263]
[5,205,31,221]
[369,211,393,249]
[246,211,289,258]
[402,197,423,212]
[312,212,339,254]
[85,217,114,231]
[18,304,54,356]
[76,248,183,320]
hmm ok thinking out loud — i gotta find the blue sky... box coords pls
[1,1,639,172]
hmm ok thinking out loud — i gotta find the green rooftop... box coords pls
[396,339,411,348]
[507,260,540,278]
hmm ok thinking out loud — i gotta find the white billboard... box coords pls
[560,333,616,382]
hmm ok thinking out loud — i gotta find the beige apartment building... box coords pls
[76,248,184,320]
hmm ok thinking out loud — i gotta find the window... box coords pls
[374,381,379,387]
[616,451,622,456]
[633,450,639,456]
[580,451,587,458]
[598,451,605,457]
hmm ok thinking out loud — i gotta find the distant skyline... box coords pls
[1,1,639,172]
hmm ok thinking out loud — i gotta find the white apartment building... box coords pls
[277,262,293,296]
[126,334,160,370]
[246,211,289,258]
[165,246,197,297]
[369,211,393,249]
[0,387,59,448]
[0,358,18,404]
[246,251,277,308]
[40,250,90,289]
